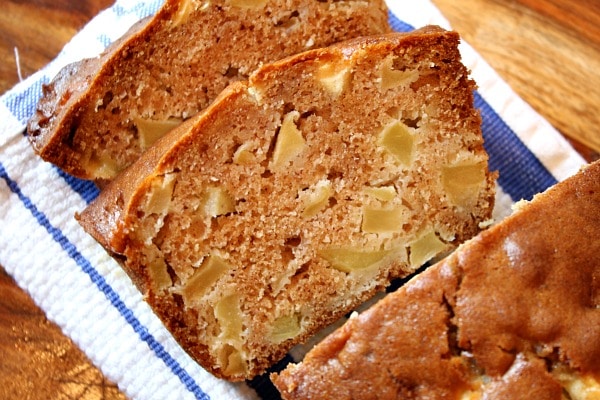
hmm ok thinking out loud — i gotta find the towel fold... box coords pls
[0,0,586,399]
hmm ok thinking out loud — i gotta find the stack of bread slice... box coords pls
[28,0,500,383]
[28,0,391,182]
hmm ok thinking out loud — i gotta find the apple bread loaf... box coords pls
[27,0,390,182]
[77,26,496,380]
[272,160,600,400]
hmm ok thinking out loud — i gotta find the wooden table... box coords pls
[0,1,598,398]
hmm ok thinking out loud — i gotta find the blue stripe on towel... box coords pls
[113,0,162,19]
[3,77,47,124]
[9,87,100,205]
[474,92,557,200]
[387,10,414,32]
[15,134,100,204]
[0,162,210,400]
[54,167,100,204]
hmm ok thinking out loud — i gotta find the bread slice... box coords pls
[76,26,496,380]
[272,160,600,399]
[27,0,390,182]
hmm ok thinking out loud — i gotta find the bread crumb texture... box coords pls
[79,27,496,380]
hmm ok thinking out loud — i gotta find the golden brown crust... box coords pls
[78,27,496,381]
[27,0,391,181]
[272,160,600,399]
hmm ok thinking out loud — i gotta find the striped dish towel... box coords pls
[0,0,586,399]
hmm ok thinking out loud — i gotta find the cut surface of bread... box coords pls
[272,160,600,400]
[77,26,496,380]
[27,0,390,181]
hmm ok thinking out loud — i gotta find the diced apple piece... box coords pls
[218,344,246,376]
[230,0,267,8]
[144,173,177,215]
[247,86,264,103]
[88,153,121,179]
[301,180,334,218]
[276,12,300,30]
[182,255,233,304]
[201,186,236,217]
[214,294,247,375]
[458,390,481,400]
[379,56,420,90]
[362,186,397,201]
[442,162,486,207]
[409,231,447,267]
[171,0,190,27]
[564,376,600,400]
[147,257,172,291]
[233,142,256,165]
[378,120,414,165]
[270,111,306,169]
[270,313,302,343]
[361,207,404,233]
[215,293,243,340]
[554,366,600,400]
[317,62,351,97]
[134,117,182,149]
[318,247,392,273]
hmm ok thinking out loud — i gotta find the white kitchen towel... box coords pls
[0,0,587,399]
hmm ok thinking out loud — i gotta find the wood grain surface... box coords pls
[0,1,598,399]
[433,0,600,160]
